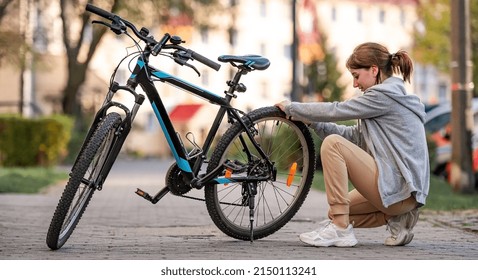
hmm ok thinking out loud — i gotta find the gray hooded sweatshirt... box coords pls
[284,77,429,208]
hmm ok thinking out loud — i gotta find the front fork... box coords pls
[80,82,145,190]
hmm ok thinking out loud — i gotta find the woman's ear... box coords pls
[371,65,379,77]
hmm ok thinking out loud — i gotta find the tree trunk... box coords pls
[61,60,87,117]
[59,0,119,120]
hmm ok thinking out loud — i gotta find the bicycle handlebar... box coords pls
[85,3,220,71]
[191,50,221,71]
[86,3,114,20]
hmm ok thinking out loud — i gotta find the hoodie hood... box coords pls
[368,77,426,123]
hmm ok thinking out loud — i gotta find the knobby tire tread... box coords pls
[46,113,122,250]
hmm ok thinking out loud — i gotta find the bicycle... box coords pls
[46,3,316,250]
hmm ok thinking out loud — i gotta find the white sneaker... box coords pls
[299,220,358,247]
[385,208,419,246]
[299,219,332,240]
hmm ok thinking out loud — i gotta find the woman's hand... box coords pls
[275,100,291,112]
[275,100,313,126]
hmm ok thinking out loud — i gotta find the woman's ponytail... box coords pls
[390,50,413,83]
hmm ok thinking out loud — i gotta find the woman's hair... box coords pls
[346,42,413,83]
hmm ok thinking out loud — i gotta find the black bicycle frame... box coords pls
[122,56,273,188]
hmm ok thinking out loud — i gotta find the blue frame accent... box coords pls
[151,101,192,173]
[129,60,145,79]
[152,70,222,98]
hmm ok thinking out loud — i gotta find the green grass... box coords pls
[0,167,68,193]
[424,175,478,211]
[311,171,478,211]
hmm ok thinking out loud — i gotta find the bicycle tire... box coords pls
[205,106,315,240]
[46,112,122,250]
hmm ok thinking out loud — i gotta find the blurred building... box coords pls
[0,0,445,157]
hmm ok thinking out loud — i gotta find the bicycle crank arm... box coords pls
[135,186,170,204]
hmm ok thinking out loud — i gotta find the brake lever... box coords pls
[173,57,200,77]
[185,62,200,77]
[92,20,111,28]
[91,17,125,35]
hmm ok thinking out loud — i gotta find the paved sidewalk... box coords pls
[1,158,477,260]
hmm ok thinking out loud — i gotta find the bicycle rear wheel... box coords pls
[205,106,315,240]
[46,112,122,250]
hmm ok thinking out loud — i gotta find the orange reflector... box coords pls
[224,169,232,186]
[286,162,297,187]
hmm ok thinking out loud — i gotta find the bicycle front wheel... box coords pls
[205,106,315,240]
[46,112,122,250]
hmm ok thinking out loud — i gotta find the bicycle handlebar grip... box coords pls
[86,3,115,20]
[191,51,221,71]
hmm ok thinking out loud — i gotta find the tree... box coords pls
[303,34,345,102]
[0,0,14,22]
[0,0,24,66]
[413,0,478,96]
[413,0,451,72]
[59,0,219,121]
[470,0,478,96]
[0,0,45,116]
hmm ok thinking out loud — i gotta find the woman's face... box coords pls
[350,66,378,92]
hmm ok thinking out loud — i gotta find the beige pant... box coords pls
[320,134,417,229]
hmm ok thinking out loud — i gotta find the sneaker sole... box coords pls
[299,236,358,247]
[385,231,414,246]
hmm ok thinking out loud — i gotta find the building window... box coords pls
[438,83,447,102]
[200,27,208,44]
[201,70,209,86]
[357,8,362,22]
[284,44,291,59]
[400,9,406,26]
[260,43,266,56]
[146,113,157,132]
[379,9,385,23]
[261,81,268,99]
[228,27,237,46]
[260,0,267,17]
[420,82,427,99]
[331,6,336,21]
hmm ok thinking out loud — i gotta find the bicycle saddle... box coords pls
[218,55,270,71]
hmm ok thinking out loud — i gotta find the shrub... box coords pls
[0,115,73,167]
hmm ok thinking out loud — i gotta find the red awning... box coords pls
[169,104,202,122]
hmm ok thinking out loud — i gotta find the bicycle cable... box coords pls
[108,30,154,85]
[177,194,244,206]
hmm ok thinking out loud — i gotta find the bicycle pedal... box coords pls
[224,160,247,173]
[135,188,153,202]
[136,186,170,204]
